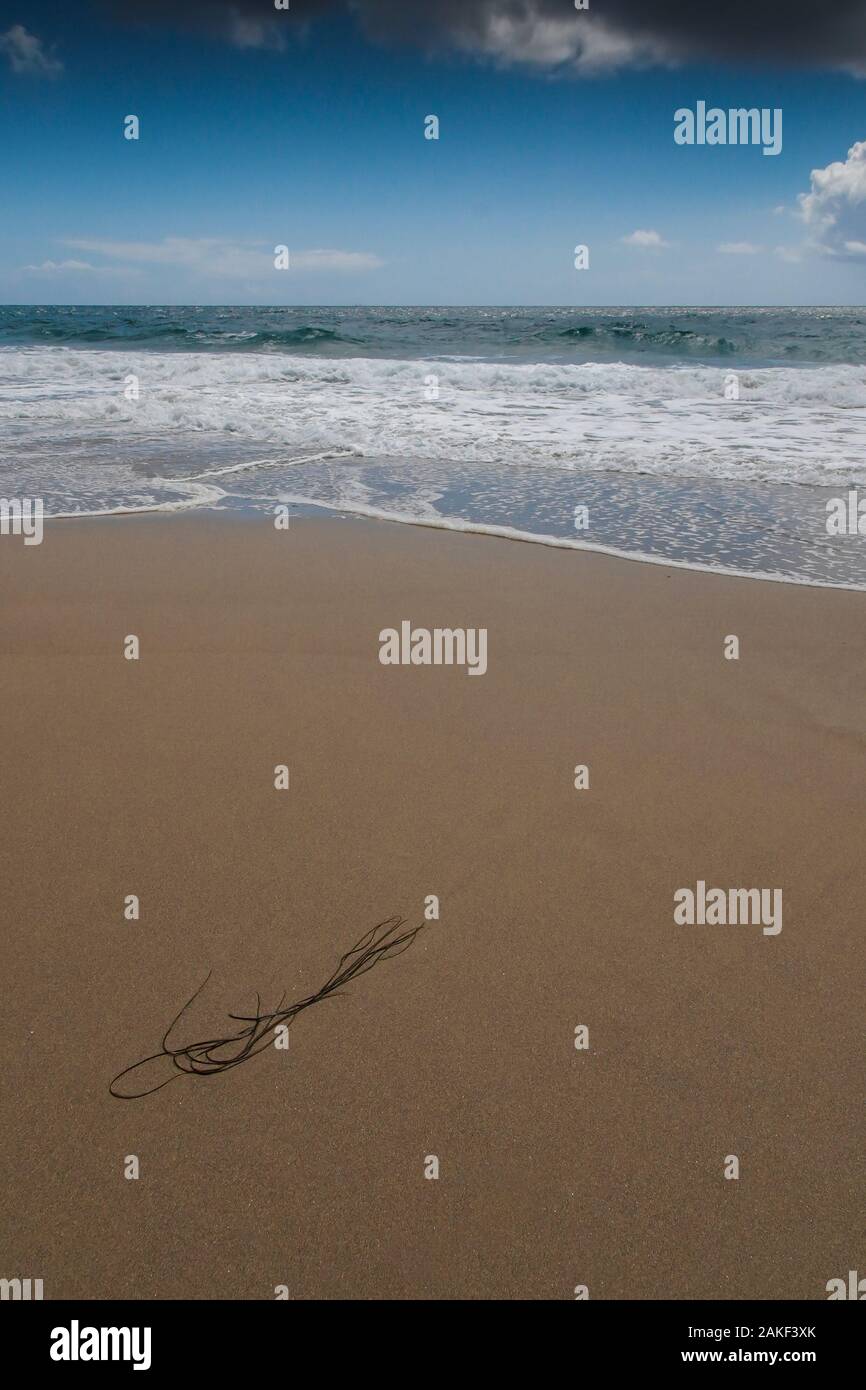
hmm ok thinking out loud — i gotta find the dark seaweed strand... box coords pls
[109,916,427,1099]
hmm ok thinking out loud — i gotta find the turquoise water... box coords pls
[4,304,866,363]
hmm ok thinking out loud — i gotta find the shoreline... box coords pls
[34,502,866,593]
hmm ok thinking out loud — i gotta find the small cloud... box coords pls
[775,245,803,264]
[66,236,267,277]
[620,228,670,249]
[772,204,787,215]
[717,241,764,254]
[843,239,866,255]
[63,237,384,278]
[0,25,63,76]
[20,259,96,272]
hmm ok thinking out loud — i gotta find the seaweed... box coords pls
[110,915,427,1099]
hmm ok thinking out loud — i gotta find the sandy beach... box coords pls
[0,513,863,1300]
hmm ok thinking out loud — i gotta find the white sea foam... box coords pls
[2,345,866,488]
[50,479,228,519]
[4,343,866,587]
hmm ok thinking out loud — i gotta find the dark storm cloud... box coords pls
[93,1,866,74]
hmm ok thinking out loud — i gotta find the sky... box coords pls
[2,0,866,304]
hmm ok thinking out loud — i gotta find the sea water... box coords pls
[2,304,866,587]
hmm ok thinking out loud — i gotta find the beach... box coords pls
[0,513,863,1300]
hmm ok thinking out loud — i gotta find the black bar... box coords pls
[3,1298,860,1373]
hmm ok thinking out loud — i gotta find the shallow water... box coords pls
[2,305,866,586]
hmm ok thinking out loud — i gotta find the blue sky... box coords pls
[2,1,866,304]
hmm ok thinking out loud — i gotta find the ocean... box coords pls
[3,304,866,587]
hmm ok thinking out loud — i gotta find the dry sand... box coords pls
[0,514,863,1300]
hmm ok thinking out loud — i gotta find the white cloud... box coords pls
[775,245,803,264]
[620,228,670,249]
[797,140,866,258]
[0,25,62,76]
[717,242,764,255]
[63,237,383,277]
[21,259,96,272]
[66,237,270,277]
